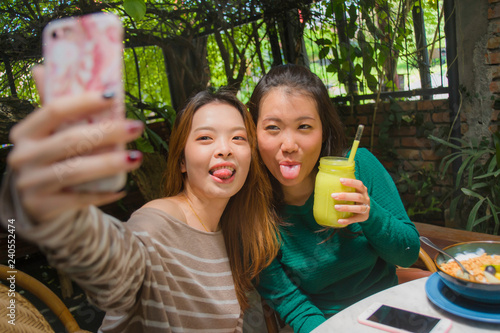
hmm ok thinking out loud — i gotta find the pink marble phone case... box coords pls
[43,13,126,192]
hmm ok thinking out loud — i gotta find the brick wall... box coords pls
[330,0,500,227]
[336,99,454,226]
[338,99,451,168]
[488,0,500,134]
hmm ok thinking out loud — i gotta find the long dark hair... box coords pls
[248,64,349,205]
[163,89,279,310]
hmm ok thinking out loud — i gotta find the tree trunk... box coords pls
[163,36,209,111]
[130,151,168,202]
[128,121,170,203]
[278,8,309,67]
[335,5,358,95]
[413,3,432,98]
[265,16,283,68]
[0,98,35,144]
[1,55,18,98]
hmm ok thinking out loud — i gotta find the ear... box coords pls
[180,158,186,173]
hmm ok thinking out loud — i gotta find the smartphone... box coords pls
[42,12,126,192]
[357,303,452,333]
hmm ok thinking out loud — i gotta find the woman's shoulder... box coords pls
[142,197,185,220]
[353,148,392,179]
[127,197,186,229]
[354,147,376,159]
[354,148,385,167]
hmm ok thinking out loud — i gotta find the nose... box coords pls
[215,140,232,157]
[281,132,298,153]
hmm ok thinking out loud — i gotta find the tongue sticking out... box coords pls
[212,168,233,179]
[280,164,300,179]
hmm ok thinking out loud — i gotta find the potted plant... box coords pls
[429,131,500,235]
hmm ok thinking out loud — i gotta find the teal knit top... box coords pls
[256,148,420,333]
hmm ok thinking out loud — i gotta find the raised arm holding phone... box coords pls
[0,12,279,333]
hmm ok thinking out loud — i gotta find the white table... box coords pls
[311,276,499,332]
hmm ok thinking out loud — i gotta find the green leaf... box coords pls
[135,137,155,153]
[475,170,499,179]
[366,74,378,92]
[470,182,489,191]
[402,115,412,123]
[124,0,146,21]
[472,214,492,228]
[339,43,349,59]
[127,104,147,122]
[377,53,387,68]
[353,46,363,58]
[325,1,334,17]
[439,154,461,181]
[341,60,351,71]
[461,188,484,200]
[326,63,337,73]
[354,64,362,76]
[319,47,330,59]
[487,154,498,173]
[315,38,332,46]
[494,131,500,167]
[145,127,169,152]
[466,198,486,231]
[153,106,175,126]
[487,198,500,234]
[428,135,464,150]
[457,154,474,187]
[347,5,358,39]
[449,196,460,220]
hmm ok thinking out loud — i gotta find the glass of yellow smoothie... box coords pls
[313,124,364,228]
[313,157,355,228]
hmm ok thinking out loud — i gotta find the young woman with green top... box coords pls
[248,64,421,333]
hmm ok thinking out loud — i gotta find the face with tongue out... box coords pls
[181,102,251,199]
[210,166,235,180]
[256,88,323,196]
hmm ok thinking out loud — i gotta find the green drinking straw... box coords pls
[348,124,365,164]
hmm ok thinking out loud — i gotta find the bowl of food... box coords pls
[433,241,500,304]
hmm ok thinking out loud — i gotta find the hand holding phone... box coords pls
[42,12,126,192]
[358,303,452,333]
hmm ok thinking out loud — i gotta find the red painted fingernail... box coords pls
[127,120,144,134]
[127,150,142,163]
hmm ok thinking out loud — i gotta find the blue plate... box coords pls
[425,273,500,324]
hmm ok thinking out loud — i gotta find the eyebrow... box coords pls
[193,126,247,132]
[261,116,317,122]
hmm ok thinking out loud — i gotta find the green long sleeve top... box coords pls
[256,148,420,333]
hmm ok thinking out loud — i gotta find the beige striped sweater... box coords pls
[0,172,243,332]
